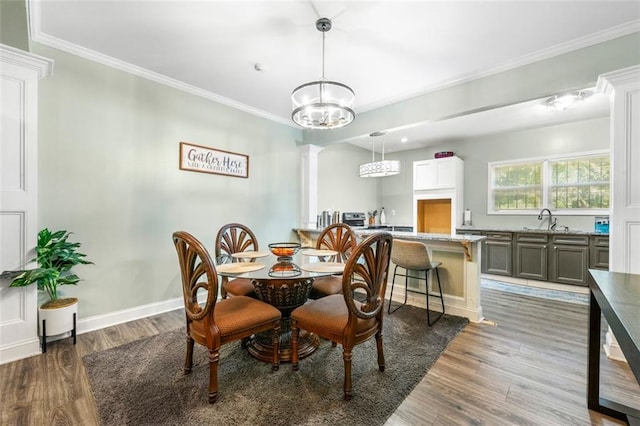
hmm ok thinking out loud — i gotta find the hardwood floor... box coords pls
[387,288,640,426]
[1,288,637,425]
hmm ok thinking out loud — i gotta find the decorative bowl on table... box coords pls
[268,242,301,262]
[268,261,301,278]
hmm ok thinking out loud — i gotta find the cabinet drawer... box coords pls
[484,232,513,241]
[551,235,589,246]
[516,233,548,243]
[592,236,609,247]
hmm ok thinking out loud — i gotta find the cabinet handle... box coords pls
[554,246,557,250]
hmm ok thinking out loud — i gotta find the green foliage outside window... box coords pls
[492,162,542,210]
[490,153,610,212]
[550,155,610,209]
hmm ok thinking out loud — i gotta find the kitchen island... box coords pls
[293,227,486,323]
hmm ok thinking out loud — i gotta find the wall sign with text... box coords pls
[179,142,249,178]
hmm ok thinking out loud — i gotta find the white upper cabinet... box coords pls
[413,156,463,190]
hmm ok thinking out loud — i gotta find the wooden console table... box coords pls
[588,269,640,424]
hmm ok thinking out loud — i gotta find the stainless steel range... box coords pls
[342,212,366,227]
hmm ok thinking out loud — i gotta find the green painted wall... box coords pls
[13,18,638,321]
[352,116,609,230]
[317,143,378,219]
[0,0,29,51]
[31,43,302,317]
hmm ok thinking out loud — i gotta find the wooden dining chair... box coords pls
[172,231,281,403]
[291,232,393,400]
[308,223,357,299]
[215,223,259,299]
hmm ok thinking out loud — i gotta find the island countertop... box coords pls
[293,228,486,243]
[293,227,485,323]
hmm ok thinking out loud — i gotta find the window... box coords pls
[549,156,610,209]
[489,152,610,214]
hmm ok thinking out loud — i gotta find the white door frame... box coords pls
[0,44,53,364]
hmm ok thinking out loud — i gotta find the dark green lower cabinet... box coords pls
[514,233,548,281]
[458,228,608,287]
[549,244,589,286]
[515,242,548,280]
[482,232,513,276]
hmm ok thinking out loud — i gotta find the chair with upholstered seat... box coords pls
[387,239,444,326]
[215,223,259,299]
[308,223,357,300]
[172,231,281,403]
[291,232,393,400]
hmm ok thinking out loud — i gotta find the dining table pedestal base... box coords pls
[248,321,319,363]
[250,277,318,363]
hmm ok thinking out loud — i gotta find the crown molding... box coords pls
[27,0,639,125]
[359,20,640,114]
[0,43,53,78]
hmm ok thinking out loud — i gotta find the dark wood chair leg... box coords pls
[184,334,194,374]
[208,349,220,404]
[343,348,353,401]
[376,329,385,372]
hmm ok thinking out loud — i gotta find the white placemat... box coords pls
[230,251,270,260]
[300,262,345,273]
[299,249,338,257]
[216,263,265,274]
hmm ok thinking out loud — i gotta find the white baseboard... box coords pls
[77,297,184,335]
[604,330,628,362]
[386,284,483,323]
[482,274,589,294]
[0,338,41,365]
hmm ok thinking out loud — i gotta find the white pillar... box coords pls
[596,64,640,362]
[299,145,324,229]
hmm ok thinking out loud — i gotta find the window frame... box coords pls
[487,150,610,216]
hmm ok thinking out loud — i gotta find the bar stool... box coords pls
[387,239,444,326]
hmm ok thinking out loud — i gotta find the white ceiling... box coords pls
[30,1,639,151]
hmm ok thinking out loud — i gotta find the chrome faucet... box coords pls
[537,208,557,230]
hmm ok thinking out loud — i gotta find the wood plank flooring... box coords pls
[1,288,638,425]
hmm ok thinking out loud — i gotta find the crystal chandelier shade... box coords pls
[359,131,401,178]
[291,18,355,130]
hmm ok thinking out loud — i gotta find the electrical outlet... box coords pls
[391,210,396,216]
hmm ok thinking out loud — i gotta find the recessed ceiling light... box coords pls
[544,91,586,111]
[400,137,408,143]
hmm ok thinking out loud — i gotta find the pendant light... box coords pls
[359,131,401,178]
[291,18,355,129]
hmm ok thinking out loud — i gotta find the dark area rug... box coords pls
[83,305,468,426]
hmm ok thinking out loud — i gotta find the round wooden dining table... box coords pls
[217,248,344,363]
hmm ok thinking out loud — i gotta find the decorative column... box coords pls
[298,145,324,229]
[596,64,640,362]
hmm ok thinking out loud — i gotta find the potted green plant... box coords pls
[9,228,92,348]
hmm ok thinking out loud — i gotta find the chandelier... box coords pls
[291,18,355,130]
[359,131,401,178]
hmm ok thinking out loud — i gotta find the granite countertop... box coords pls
[457,225,608,236]
[355,229,486,243]
[294,227,485,243]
